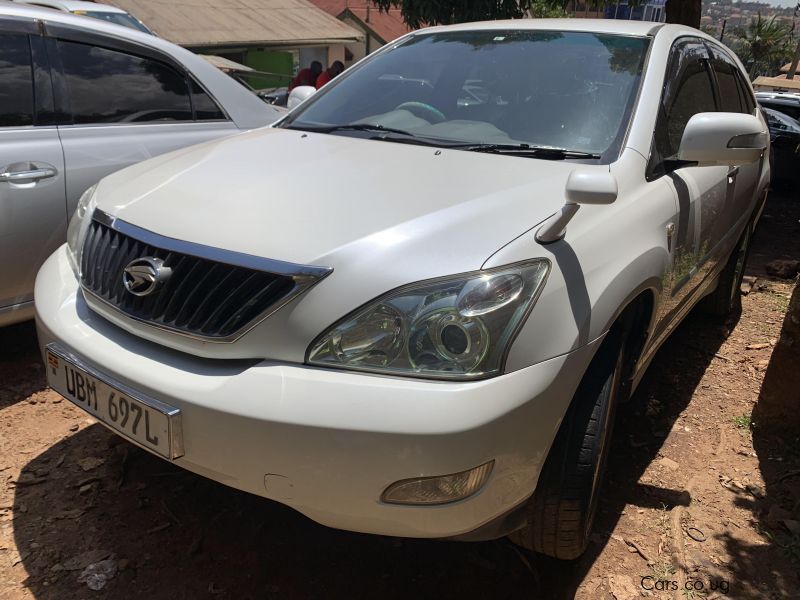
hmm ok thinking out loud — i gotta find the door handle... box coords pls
[0,164,58,184]
[666,222,676,252]
[727,166,740,177]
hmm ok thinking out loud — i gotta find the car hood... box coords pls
[96,127,576,279]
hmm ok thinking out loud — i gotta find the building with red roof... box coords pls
[309,0,413,64]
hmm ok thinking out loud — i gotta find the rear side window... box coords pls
[191,80,226,120]
[650,39,716,177]
[58,40,193,124]
[0,34,34,127]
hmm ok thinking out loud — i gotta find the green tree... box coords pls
[732,13,794,78]
[372,0,702,30]
[529,0,570,18]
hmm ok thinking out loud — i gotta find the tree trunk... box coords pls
[665,0,701,29]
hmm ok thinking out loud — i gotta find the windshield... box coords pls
[283,30,650,159]
[763,107,800,134]
[76,11,153,34]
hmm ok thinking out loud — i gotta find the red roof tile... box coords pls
[345,6,412,43]
[308,0,413,43]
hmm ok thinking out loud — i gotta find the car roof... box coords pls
[758,96,800,106]
[415,18,666,37]
[3,1,140,31]
[14,0,128,13]
[0,1,280,128]
[756,92,800,103]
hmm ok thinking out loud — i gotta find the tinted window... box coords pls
[58,40,192,124]
[0,34,34,127]
[736,74,756,114]
[714,61,744,113]
[760,100,800,121]
[191,80,226,120]
[763,107,800,133]
[285,31,650,158]
[30,36,57,125]
[708,45,753,114]
[651,40,715,175]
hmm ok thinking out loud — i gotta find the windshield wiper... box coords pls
[285,123,468,149]
[284,125,601,158]
[286,123,417,137]
[455,143,601,160]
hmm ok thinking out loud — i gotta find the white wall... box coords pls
[298,46,329,71]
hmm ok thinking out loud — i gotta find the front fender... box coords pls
[487,229,667,373]
[484,156,676,373]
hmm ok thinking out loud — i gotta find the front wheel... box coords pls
[509,331,625,560]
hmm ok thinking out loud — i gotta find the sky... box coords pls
[769,0,799,7]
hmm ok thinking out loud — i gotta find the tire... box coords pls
[509,330,626,560]
[700,221,753,320]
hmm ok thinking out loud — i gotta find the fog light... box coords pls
[381,461,494,505]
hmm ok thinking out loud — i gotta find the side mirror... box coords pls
[564,169,618,205]
[536,169,618,243]
[678,112,768,167]
[287,85,316,110]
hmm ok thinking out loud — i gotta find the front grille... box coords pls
[80,218,302,340]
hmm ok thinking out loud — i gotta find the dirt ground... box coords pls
[1,192,799,600]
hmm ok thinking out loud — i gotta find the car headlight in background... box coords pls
[307,259,550,380]
[66,184,98,275]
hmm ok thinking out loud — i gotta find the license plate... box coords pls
[45,343,184,459]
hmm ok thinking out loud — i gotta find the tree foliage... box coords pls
[372,0,702,30]
[730,14,796,78]
[529,0,570,18]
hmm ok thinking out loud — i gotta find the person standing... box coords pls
[289,61,322,90]
[316,61,344,89]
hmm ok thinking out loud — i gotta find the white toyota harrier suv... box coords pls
[36,19,770,559]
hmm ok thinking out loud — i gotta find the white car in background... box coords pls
[14,0,153,33]
[0,2,281,326]
[37,19,769,559]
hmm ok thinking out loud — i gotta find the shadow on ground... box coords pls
[0,321,46,410]
[10,193,799,599]
[716,302,800,598]
[720,191,800,598]
[11,303,733,600]
[563,308,728,597]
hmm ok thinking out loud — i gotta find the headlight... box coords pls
[307,260,550,380]
[66,184,98,275]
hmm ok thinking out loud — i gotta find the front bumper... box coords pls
[35,246,603,539]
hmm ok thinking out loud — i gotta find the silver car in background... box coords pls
[0,2,280,326]
[13,0,154,34]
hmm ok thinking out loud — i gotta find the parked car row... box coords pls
[0,2,280,326]
[757,90,800,121]
[27,12,772,561]
[756,91,800,188]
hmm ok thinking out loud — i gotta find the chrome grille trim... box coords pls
[79,209,332,343]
